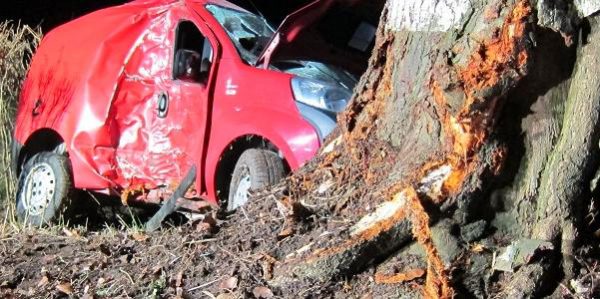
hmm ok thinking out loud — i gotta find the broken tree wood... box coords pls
[242,0,600,297]
[271,0,533,291]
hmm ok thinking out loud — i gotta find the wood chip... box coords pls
[374,268,426,284]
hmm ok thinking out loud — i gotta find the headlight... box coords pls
[291,77,351,113]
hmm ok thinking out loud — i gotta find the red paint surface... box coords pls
[15,0,325,207]
[256,0,334,67]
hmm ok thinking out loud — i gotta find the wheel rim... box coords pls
[232,168,252,210]
[22,163,56,216]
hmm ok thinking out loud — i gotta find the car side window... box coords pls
[173,21,214,84]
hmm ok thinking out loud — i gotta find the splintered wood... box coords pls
[375,268,426,284]
[405,188,454,298]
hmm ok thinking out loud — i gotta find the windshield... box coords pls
[206,4,274,65]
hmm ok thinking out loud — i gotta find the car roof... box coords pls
[123,0,249,13]
[185,0,250,12]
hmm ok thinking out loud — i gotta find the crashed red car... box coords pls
[12,0,371,224]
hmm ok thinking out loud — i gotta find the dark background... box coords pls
[0,0,382,31]
[0,0,128,31]
[0,0,383,75]
[0,0,310,32]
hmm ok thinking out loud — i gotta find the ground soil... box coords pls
[0,181,416,299]
[1,148,599,299]
[1,182,598,299]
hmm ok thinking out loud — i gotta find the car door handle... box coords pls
[32,99,42,116]
[157,92,169,118]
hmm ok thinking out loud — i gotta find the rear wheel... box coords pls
[227,149,285,211]
[16,152,73,226]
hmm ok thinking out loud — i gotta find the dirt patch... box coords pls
[0,181,386,298]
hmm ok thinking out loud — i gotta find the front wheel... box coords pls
[227,149,286,211]
[15,152,73,226]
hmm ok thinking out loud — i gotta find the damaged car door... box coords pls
[113,9,218,199]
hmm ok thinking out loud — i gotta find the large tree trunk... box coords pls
[221,0,600,297]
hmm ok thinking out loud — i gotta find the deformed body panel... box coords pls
[15,0,345,208]
[15,0,182,191]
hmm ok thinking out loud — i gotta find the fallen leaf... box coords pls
[97,277,106,286]
[471,243,486,253]
[196,222,212,232]
[119,255,129,264]
[252,286,274,298]
[570,278,591,294]
[83,285,90,295]
[277,226,294,239]
[62,228,80,238]
[219,276,238,290]
[216,293,234,299]
[131,232,149,242]
[342,281,352,290]
[37,275,49,287]
[261,254,277,280]
[56,282,73,295]
[204,213,218,227]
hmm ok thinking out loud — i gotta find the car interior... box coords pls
[173,21,214,83]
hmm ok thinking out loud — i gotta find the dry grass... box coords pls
[0,22,41,227]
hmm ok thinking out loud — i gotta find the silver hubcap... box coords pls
[232,173,252,210]
[23,163,56,216]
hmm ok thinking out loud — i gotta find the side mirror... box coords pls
[174,49,201,81]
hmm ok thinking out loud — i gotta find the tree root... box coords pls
[405,187,455,299]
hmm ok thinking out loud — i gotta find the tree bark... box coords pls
[232,0,600,297]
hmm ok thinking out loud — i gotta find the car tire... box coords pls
[227,149,285,211]
[15,152,73,226]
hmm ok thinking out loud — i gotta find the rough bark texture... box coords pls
[534,14,600,273]
[250,0,600,297]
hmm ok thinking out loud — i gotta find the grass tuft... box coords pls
[0,21,41,230]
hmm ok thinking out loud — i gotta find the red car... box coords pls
[13,0,373,225]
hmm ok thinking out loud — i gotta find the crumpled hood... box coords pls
[255,0,335,68]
